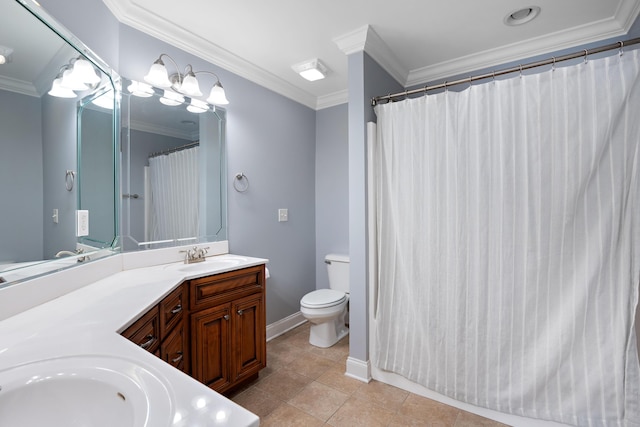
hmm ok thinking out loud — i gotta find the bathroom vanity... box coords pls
[123,264,266,394]
[0,248,266,427]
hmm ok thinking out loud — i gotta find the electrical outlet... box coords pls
[76,210,89,236]
[278,208,288,222]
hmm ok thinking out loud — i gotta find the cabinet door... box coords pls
[191,304,231,391]
[231,293,266,383]
[161,319,188,374]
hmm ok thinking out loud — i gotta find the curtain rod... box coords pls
[149,141,199,158]
[371,37,640,106]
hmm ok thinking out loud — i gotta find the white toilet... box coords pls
[300,254,349,348]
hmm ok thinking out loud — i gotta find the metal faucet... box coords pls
[55,248,87,263]
[180,246,209,264]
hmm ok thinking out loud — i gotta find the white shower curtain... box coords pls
[148,146,200,241]
[373,50,640,426]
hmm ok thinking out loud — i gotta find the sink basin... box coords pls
[0,356,172,427]
[165,255,250,273]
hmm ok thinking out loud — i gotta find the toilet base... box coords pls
[308,319,349,348]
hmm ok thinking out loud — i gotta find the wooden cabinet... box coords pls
[189,265,266,394]
[122,284,188,374]
[121,264,266,395]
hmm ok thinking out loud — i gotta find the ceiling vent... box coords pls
[504,6,541,26]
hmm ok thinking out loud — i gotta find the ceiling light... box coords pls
[292,59,329,82]
[504,6,541,26]
[144,53,229,105]
[0,46,13,65]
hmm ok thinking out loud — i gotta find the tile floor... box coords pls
[230,323,510,426]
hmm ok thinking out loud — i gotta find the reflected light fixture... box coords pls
[91,89,115,110]
[292,58,329,81]
[48,56,101,98]
[127,80,154,97]
[0,46,13,65]
[186,98,209,113]
[159,90,185,106]
[144,53,229,105]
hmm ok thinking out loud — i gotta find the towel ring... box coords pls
[233,172,250,193]
[65,170,75,191]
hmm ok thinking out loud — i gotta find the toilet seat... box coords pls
[300,289,346,309]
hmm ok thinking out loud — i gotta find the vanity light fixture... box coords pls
[48,56,101,98]
[0,46,13,65]
[292,58,329,81]
[144,53,229,105]
[91,89,115,110]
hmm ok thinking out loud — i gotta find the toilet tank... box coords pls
[325,254,350,293]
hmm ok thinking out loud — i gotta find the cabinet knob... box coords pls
[171,304,182,314]
[223,314,230,320]
[237,309,244,316]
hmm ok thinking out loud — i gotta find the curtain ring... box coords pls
[584,49,589,64]
[551,57,556,71]
[492,71,496,83]
[619,41,624,56]
[444,81,448,92]
[519,64,523,78]
[468,76,473,88]
[404,89,409,99]
[65,170,75,192]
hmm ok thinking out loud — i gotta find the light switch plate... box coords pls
[278,208,288,222]
[76,210,89,236]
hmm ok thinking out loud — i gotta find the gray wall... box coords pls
[41,95,78,258]
[315,103,349,289]
[347,52,402,363]
[0,91,43,263]
[38,3,319,326]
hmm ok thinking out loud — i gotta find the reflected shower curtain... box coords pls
[373,50,640,426]
[148,146,199,241]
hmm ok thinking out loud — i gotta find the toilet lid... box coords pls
[301,289,346,308]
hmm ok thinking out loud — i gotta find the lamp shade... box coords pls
[180,73,202,97]
[70,58,101,85]
[206,82,229,105]
[144,62,172,88]
[186,98,209,113]
[60,69,88,91]
[48,77,77,98]
[159,90,184,106]
[127,80,154,97]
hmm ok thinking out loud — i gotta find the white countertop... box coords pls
[0,252,268,427]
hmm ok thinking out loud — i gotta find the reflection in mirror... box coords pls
[0,0,117,286]
[121,78,227,251]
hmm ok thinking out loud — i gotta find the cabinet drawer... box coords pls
[122,306,160,354]
[161,320,188,373]
[190,265,264,310]
[159,284,185,337]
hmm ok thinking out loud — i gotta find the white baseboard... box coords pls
[345,356,371,383]
[266,311,307,341]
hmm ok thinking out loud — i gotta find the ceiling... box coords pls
[102,0,640,110]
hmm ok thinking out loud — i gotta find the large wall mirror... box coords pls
[120,77,227,251]
[0,0,118,285]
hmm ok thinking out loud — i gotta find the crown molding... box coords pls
[334,25,407,86]
[316,89,348,110]
[406,4,640,87]
[102,0,318,109]
[0,76,38,97]
[128,118,197,140]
